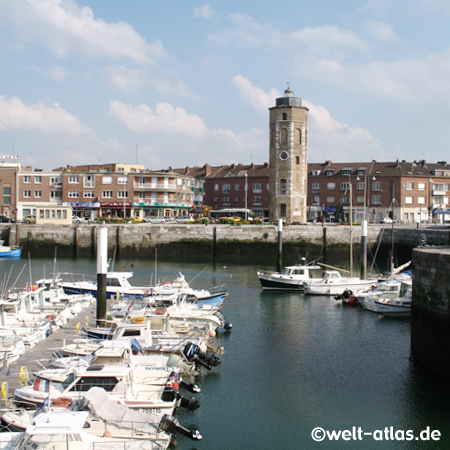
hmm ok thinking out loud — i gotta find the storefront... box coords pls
[100,202,131,219]
[64,201,100,221]
[132,202,193,218]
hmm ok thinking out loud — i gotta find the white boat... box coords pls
[0,409,171,450]
[13,363,198,415]
[358,278,403,308]
[372,281,413,316]
[303,270,378,296]
[2,388,201,443]
[257,259,322,291]
[0,335,26,365]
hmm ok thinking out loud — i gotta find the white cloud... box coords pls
[365,21,400,42]
[0,95,91,135]
[231,75,280,112]
[109,101,209,138]
[193,4,215,20]
[1,0,166,64]
[33,64,68,82]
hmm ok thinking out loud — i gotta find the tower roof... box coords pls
[275,86,303,107]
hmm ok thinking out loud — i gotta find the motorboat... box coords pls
[0,335,26,365]
[257,259,322,291]
[373,290,412,317]
[303,270,378,296]
[0,409,174,450]
[2,388,202,444]
[13,363,199,415]
[0,240,21,258]
[360,279,403,310]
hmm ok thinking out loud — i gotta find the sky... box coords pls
[1,0,450,171]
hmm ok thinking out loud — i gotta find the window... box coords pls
[340,196,350,204]
[326,170,335,176]
[282,113,287,120]
[39,210,44,219]
[434,183,445,191]
[253,196,262,206]
[139,192,145,200]
[50,191,61,200]
[341,170,351,176]
[84,191,95,198]
[253,183,262,193]
[3,186,11,205]
[327,182,336,190]
[50,177,62,184]
[63,210,67,219]
[280,179,287,194]
[418,196,426,205]
[312,195,320,205]
[213,197,218,203]
[24,176,30,183]
[34,176,42,184]
[45,210,50,219]
[84,175,95,188]
[296,156,300,165]
[406,182,414,190]
[234,196,239,203]
[57,210,61,219]
[235,184,239,191]
[372,181,382,191]
[222,196,231,205]
[312,182,320,192]
[34,191,42,198]
[23,190,31,198]
[214,184,219,192]
[68,190,79,198]
[340,182,350,191]
[102,191,113,198]
[117,191,128,198]
[405,196,413,204]
[372,195,382,204]
[69,176,79,184]
[356,196,364,203]
[117,176,128,185]
[280,204,286,216]
[417,182,426,190]
[222,184,231,194]
[102,176,113,185]
[356,182,365,190]
[326,196,335,203]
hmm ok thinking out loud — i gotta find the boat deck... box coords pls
[0,304,96,396]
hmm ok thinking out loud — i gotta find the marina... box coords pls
[0,257,448,449]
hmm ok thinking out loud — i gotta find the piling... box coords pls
[360,220,367,279]
[96,226,108,324]
[277,220,283,273]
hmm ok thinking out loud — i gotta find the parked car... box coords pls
[23,215,36,224]
[0,215,12,223]
[175,217,194,223]
[72,215,85,224]
[129,215,143,223]
[144,217,165,224]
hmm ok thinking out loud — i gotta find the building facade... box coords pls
[268,87,309,223]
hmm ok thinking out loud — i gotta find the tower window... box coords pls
[296,156,300,165]
[282,113,287,120]
[280,179,287,194]
[280,204,286,216]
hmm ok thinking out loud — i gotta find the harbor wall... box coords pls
[411,247,450,376]
[2,223,449,262]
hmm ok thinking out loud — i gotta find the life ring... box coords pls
[31,285,39,291]
[155,307,167,315]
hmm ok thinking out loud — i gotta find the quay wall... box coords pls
[1,223,449,262]
[411,247,450,376]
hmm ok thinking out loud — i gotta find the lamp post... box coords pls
[244,172,248,222]
[428,178,434,223]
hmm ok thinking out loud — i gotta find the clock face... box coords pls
[279,151,289,160]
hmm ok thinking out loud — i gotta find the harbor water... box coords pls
[1,256,449,449]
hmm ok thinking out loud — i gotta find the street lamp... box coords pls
[244,172,248,222]
[428,178,434,223]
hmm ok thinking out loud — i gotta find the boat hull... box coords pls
[0,248,21,258]
[257,274,305,291]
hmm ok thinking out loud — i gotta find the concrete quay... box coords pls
[2,223,449,260]
[0,305,95,397]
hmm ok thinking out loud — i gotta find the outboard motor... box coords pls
[334,289,353,301]
[213,311,233,331]
[160,414,202,441]
[183,342,222,370]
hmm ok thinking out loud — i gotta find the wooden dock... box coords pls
[0,305,96,398]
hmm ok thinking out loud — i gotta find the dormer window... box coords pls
[326,170,335,176]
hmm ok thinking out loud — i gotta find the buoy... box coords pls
[208,329,216,338]
[104,431,112,438]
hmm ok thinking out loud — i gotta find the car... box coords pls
[23,215,36,224]
[129,215,143,223]
[144,217,165,224]
[72,215,85,224]
[0,215,12,223]
[382,217,396,224]
[175,217,194,223]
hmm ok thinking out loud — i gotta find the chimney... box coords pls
[264,162,269,168]
[203,163,211,175]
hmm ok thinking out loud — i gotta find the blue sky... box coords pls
[1,0,450,171]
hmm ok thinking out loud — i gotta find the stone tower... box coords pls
[268,87,309,223]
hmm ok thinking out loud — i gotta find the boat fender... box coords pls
[166,354,182,368]
[178,394,201,411]
[131,338,142,354]
[160,414,202,441]
[224,321,233,331]
[52,397,72,407]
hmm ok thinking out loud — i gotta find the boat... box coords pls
[0,240,21,258]
[61,271,228,307]
[0,409,173,450]
[2,388,202,443]
[371,280,413,316]
[359,278,404,310]
[303,270,378,296]
[257,258,322,291]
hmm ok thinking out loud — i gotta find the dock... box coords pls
[0,305,96,397]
